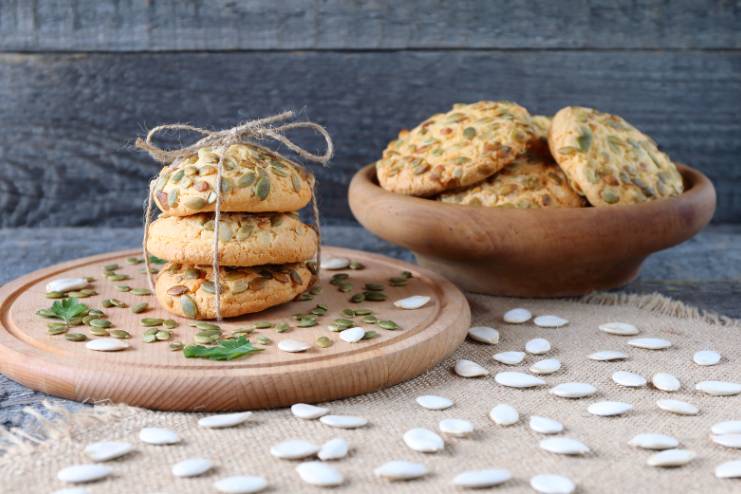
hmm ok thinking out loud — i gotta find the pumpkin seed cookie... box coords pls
[155,262,312,319]
[549,106,683,206]
[147,212,317,267]
[152,143,314,216]
[376,101,539,196]
[438,152,586,208]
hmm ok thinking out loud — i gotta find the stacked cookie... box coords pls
[146,144,317,320]
[376,101,683,208]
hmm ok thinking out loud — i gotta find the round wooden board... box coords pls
[0,247,470,412]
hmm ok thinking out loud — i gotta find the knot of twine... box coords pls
[137,111,333,321]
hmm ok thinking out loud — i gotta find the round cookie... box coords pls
[147,212,318,267]
[152,143,314,216]
[438,152,586,209]
[549,106,683,206]
[155,262,312,320]
[376,101,539,196]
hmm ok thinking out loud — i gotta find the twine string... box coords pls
[136,111,332,321]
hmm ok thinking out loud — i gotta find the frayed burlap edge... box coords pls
[1,291,738,462]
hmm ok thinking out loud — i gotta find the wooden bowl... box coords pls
[349,164,716,297]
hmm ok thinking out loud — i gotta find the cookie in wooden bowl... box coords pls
[549,106,683,206]
[147,212,318,267]
[152,143,314,215]
[155,262,312,319]
[438,152,586,209]
[376,101,539,196]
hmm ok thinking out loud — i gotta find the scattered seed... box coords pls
[349,260,364,270]
[378,320,400,330]
[278,339,310,353]
[530,358,561,375]
[629,433,679,450]
[453,469,511,489]
[495,372,545,388]
[270,439,320,459]
[587,400,633,417]
[57,464,112,484]
[316,336,333,348]
[139,427,179,445]
[169,341,184,351]
[172,457,213,478]
[394,295,430,310]
[467,326,499,344]
[530,474,575,494]
[588,350,628,361]
[489,404,519,426]
[141,318,164,327]
[549,382,596,399]
[318,437,349,461]
[715,460,741,479]
[696,380,741,396]
[89,327,110,337]
[534,315,569,328]
[647,448,695,467]
[213,475,268,493]
[612,370,647,387]
[652,372,681,392]
[65,333,87,342]
[529,416,563,434]
[374,460,428,481]
[199,411,253,429]
[454,359,489,378]
[46,277,88,293]
[131,288,152,296]
[320,257,350,270]
[86,338,128,352]
[525,337,551,355]
[163,319,178,329]
[84,441,133,462]
[439,418,474,437]
[657,399,698,416]
[693,350,721,366]
[403,427,444,453]
[291,403,329,420]
[493,351,525,365]
[416,395,453,411]
[502,308,532,324]
[319,415,368,429]
[539,437,589,456]
[257,336,272,345]
[627,337,672,350]
[295,461,344,487]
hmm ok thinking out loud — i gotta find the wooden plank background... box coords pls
[0,0,739,226]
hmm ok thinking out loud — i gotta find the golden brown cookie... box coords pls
[549,106,683,206]
[147,212,317,267]
[438,152,586,208]
[155,262,312,320]
[152,143,314,216]
[376,101,539,196]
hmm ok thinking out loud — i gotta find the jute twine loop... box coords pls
[136,111,333,321]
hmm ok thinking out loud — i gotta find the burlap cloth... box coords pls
[2,292,741,493]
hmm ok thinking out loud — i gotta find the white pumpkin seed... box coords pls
[495,371,545,388]
[416,395,453,410]
[489,404,519,426]
[51,489,90,494]
[598,322,639,336]
[539,437,589,455]
[83,441,133,462]
[277,339,311,353]
[657,399,698,416]
[438,418,474,437]
[716,459,741,479]
[57,464,112,484]
[139,427,179,445]
[651,372,681,392]
[198,411,253,429]
[711,434,741,448]
[503,308,532,324]
[296,461,344,487]
[319,415,368,429]
[320,257,350,270]
[270,439,320,460]
[549,382,596,399]
[46,277,88,293]
[213,475,268,493]
[627,337,672,350]
[530,474,575,494]
[612,370,646,387]
[534,315,569,328]
[525,338,551,355]
[588,350,628,361]
[454,359,489,377]
[403,427,445,453]
[453,468,511,488]
[85,338,128,352]
[647,448,695,467]
[696,380,741,396]
[628,433,679,450]
[339,326,365,343]
[374,460,428,481]
[393,295,431,310]
[693,350,721,366]
[493,351,525,365]
[530,358,561,375]
[587,401,633,417]
[291,403,329,420]
[318,437,349,460]
[529,416,563,434]
[712,421,741,435]
[467,326,499,344]
[172,457,213,477]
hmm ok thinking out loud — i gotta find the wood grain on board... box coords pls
[0,247,470,411]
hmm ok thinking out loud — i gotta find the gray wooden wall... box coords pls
[0,0,739,226]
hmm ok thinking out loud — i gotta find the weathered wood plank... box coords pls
[0,50,739,226]
[0,0,739,51]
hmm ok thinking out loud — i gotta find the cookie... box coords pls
[147,212,318,267]
[152,143,314,216]
[549,106,683,206]
[376,101,539,196]
[438,152,586,209]
[155,262,312,319]
[532,115,552,141]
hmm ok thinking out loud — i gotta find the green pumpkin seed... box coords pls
[127,257,144,265]
[143,333,158,343]
[45,291,65,299]
[163,319,178,329]
[333,319,354,330]
[350,293,365,303]
[68,316,84,326]
[362,315,378,324]
[156,330,171,341]
[90,327,110,337]
[349,261,365,270]
[110,330,131,339]
[600,188,620,204]
[257,335,272,345]
[143,327,159,337]
[577,128,592,152]
[296,292,313,301]
[231,281,248,294]
[107,274,129,282]
[65,333,87,342]
[48,322,67,331]
[169,341,184,351]
[341,308,355,318]
[353,308,373,316]
[110,298,127,308]
[291,174,302,192]
[463,127,477,139]
[201,281,218,294]
[363,291,387,302]
[131,288,152,296]
[141,318,164,327]
[389,277,408,287]
[362,330,380,340]
[37,308,59,319]
[101,299,115,308]
[232,327,254,336]
[309,286,321,295]
[364,283,385,292]
[331,273,349,283]
[116,285,131,292]
[237,171,256,188]
[67,291,88,298]
[297,318,318,328]
[289,271,303,286]
[180,295,198,318]
[253,321,273,329]
[48,326,68,335]
[270,165,288,177]
[255,176,271,200]
[185,197,207,210]
[104,264,120,271]
[276,323,291,333]
[316,336,333,348]
[90,318,112,329]
[88,309,105,317]
[131,302,148,314]
[379,320,400,330]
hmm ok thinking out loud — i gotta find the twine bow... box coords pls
[136,111,333,321]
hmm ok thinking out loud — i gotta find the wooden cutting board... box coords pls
[0,247,470,411]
